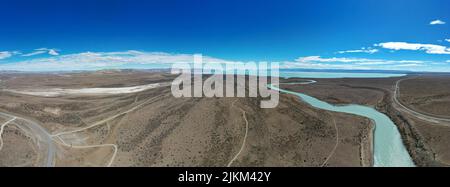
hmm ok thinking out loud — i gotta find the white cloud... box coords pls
[296,56,366,63]
[22,50,47,57]
[287,56,427,70]
[376,42,450,54]
[0,51,240,71]
[0,50,440,72]
[0,51,13,60]
[446,39,450,42]
[391,63,423,67]
[430,19,446,25]
[22,48,60,57]
[48,49,59,56]
[337,48,378,54]
[0,51,20,60]
[296,56,425,64]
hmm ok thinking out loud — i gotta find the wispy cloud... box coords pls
[376,42,450,54]
[296,56,425,65]
[296,56,365,63]
[446,39,450,43]
[0,50,442,72]
[336,48,378,54]
[0,51,20,60]
[0,51,13,60]
[0,51,239,71]
[48,49,59,56]
[288,56,427,70]
[430,19,446,25]
[22,48,60,57]
[22,50,47,57]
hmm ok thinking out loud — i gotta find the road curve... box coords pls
[0,117,17,151]
[394,77,450,125]
[0,112,55,167]
[0,82,171,167]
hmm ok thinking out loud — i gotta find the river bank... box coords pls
[280,76,448,166]
[272,82,414,167]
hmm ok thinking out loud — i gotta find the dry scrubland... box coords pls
[398,75,450,118]
[397,75,450,165]
[0,70,373,166]
[287,75,450,166]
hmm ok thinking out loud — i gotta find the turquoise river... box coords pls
[273,71,415,167]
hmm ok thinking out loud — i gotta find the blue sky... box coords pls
[0,0,450,72]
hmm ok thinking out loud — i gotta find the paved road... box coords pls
[0,117,17,151]
[0,82,171,167]
[394,77,450,125]
[0,112,55,167]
